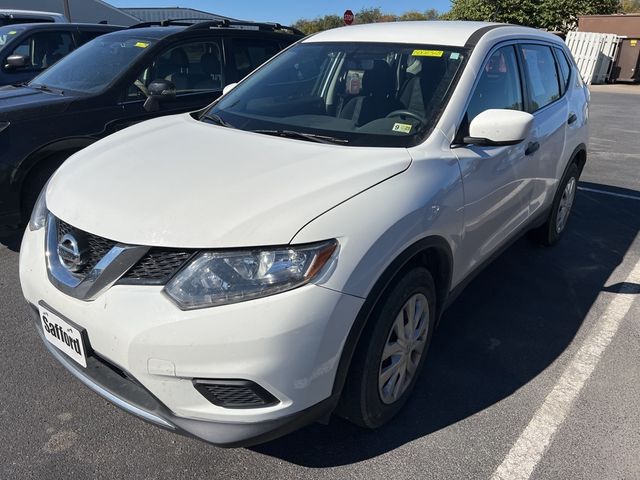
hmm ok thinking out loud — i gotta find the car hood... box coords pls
[47,114,412,248]
[0,85,72,120]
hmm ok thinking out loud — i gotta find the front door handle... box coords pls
[525,141,540,156]
[568,113,577,125]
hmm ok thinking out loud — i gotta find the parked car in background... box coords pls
[0,20,303,234]
[0,9,68,25]
[20,21,588,446]
[0,22,122,87]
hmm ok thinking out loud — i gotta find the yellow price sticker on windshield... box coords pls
[8,30,18,35]
[134,41,149,48]
[392,123,412,134]
[412,49,444,57]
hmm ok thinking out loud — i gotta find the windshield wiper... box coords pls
[27,83,64,95]
[252,129,349,145]
[201,113,235,129]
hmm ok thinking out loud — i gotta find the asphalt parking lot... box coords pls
[1,87,639,479]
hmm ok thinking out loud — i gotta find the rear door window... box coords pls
[520,44,561,112]
[466,45,524,122]
[229,37,281,81]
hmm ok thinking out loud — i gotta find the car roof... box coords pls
[304,21,554,47]
[1,23,122,31]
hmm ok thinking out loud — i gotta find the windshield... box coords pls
[29,36,155,94]
[0,25,23,50]
[206,42,467,147]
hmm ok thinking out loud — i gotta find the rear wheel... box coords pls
[529,163,579,246]
[338,267,436,428]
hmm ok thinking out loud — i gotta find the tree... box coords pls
[399,9,440,21]
[293,7,440,35]
[621,0,640,12]
[445,0,621,32]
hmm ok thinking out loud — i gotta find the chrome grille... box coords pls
[54,217,193,284]
[57,219,116,276]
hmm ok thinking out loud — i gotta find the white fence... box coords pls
[565,31,620,85]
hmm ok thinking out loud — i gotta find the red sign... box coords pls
[344,9,354,25]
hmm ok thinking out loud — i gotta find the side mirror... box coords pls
[222,82,238,96]
[5,54,29,69]
[464,109,534,147]
[143,79,176,112]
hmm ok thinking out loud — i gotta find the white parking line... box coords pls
[491,254,640,480]
[578,186,640,201]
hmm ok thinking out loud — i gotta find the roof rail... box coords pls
[186,20,305,36]
[127,18,206,29]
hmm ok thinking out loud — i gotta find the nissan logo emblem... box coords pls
[57,233,87,273]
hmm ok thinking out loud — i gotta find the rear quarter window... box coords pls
[554,47,571,92]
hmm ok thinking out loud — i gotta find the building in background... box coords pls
[0,1,233,26]
[0,0,138,25]
[121,7,235,23]
[579,14,640,82]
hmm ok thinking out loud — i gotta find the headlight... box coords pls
[28,183,48,231]
[164,239,338,309]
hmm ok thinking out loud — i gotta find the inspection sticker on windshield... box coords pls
[412,49,443,57]
[134,41,149,48]
[392,123,412,134]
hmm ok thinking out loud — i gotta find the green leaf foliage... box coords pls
[293,7,440,35]
[446,0,622,32]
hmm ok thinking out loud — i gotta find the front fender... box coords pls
[293,156,464,300]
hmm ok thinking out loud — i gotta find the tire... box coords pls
[528,163,579,246]
[338,267,437,428]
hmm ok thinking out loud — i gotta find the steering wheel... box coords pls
[385,109,425,124]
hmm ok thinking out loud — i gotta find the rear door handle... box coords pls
[568,113,577,125]
[525,141,540,156]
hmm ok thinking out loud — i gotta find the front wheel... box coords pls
[529,163,579,246]
[338,267,436,428]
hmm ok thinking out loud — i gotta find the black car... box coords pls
[0,20,303,234]
[0,23,122,87]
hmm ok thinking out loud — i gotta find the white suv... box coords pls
[20,21,588,446]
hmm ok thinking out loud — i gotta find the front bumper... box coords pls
[30,306,335,446]
[20,226,364,445]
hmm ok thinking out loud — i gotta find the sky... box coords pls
[109,1,452,25]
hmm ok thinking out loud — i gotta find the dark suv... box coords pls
[0,23,122,87]
[0,20,303,234]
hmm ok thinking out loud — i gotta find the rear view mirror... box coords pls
[143,79,176,112]
[464,109,534,147]
[222,82,238,96]
[5,54,29,69]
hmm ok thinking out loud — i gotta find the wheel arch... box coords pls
[568,143,587,177]
[15,137,95,219]
[331,235,453,400]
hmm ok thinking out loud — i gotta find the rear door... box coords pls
[517,42,568,214]
[453,44,534,276]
